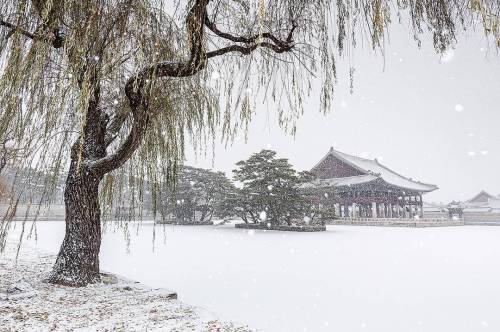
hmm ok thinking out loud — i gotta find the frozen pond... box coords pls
[7,222,500,332]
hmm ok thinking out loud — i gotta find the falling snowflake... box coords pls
[259,211,267,222]
[340,100,347,108]
[454,104,464,112]
[468,151,476,157]
[267,185,273,191]
[303,216,311,225]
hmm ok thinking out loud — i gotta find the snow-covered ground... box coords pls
[0,235,251,332]
[5,222,500,332]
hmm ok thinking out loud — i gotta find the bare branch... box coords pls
[0,19,65,48]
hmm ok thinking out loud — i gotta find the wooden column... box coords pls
[419,194,424,218]
[403,198,407,219]
[409,196,414,218]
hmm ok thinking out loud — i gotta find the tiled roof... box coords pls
[309,148,438,193]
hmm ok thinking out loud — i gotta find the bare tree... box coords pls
[0,0,498,286]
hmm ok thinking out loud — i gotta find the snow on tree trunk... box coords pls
[47,160,103,286]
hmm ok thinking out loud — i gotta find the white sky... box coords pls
[185,22,500,204]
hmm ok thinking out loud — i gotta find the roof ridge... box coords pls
[329,149,369,174]
[311,147,368,174]
[467,190,494,202]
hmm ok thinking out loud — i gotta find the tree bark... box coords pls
[48,79,107,286]
[47,161,103,286]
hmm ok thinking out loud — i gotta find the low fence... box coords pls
[463,213,500,223]
[0,203,157,222]
[0,203,66,221]
[329,217,464,227]
[424,211,500,224]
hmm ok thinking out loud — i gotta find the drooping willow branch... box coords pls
[88,0,299,176]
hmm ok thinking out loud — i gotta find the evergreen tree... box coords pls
[165,166,234,223]
[233,150,312,226]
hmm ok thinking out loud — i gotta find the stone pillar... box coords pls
[372,202,377,219]
[352,203,357,219]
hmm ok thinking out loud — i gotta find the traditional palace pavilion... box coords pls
[303,148,438,219]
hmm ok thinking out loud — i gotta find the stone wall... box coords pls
[329,218,464,227]
[463,213,500,224]
[0,203,66,221]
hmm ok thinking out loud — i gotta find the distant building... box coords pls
[463,191,500,213]
[302,148,438,219]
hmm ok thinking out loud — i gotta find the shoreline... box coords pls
[0,239,253,332]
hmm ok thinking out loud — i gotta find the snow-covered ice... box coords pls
[5,222,500,332]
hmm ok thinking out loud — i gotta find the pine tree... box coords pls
[164,166,234,224]
[233,150,312,226]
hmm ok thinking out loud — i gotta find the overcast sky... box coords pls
[185,23,500,204]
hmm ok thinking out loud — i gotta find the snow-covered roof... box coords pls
[301,174,379,189]
[464,191,500,210]
[309,148,438,193]
[467,191,497,203]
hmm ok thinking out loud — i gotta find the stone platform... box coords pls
[235,223,326,232]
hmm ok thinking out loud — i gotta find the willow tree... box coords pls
[0,1,499,286]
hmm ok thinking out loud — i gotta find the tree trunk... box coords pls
[0,147,7,174]
[47,160,103,286]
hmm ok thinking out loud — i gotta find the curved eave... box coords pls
[378,179,439,194]
[302,175,438,194]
